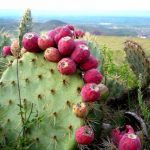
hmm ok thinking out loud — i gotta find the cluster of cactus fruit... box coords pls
[0,24,108,150]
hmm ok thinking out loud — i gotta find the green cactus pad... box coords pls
[124,40,150,87]
[0,52,102,150]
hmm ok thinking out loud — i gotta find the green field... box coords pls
[96,35,150,55]
[84,34,150,65]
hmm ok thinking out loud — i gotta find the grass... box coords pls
[94,35,150,56]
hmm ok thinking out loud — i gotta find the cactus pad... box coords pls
[0,52,101,149]
[124,40,150,87]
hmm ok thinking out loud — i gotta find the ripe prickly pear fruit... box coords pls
[83,69,102,84]
[74,29,85,38]
[2,46,12,56]
[81,83,100,102]
[22,32,41,53]
[65,24,75,31]
[71,44,90,64]
[46,30,57,42]
[112,127,124,146]
[38,35,54,50]
[73,102,88,118]
[118,133,142,150]
[75,126,94,145]
[58,36,75,56]
[80,55,99,71]
[59,26,73,37]
[57,58,76,75]
[44,47,61,62]
[54,26,73,44]
[75,39,88,47]
[55,26,63,33]
[54,33,62,44]
[112,125,135,146]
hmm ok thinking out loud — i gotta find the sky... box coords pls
[0,0,150,16]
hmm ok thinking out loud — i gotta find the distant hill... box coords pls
[0,17,150,38]
[0,19,68,35]
[33,20,67,32]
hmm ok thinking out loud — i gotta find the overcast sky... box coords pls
[0,0,150,16]
[0,0,150,11]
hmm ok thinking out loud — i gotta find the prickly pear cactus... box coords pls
[0,52,102,150]
[124,40,150,87]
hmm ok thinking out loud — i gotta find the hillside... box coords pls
[33,20,67,32]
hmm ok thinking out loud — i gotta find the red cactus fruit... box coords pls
[38,35,54,50]
[58,36,75,56]
[44,47,61,62]
[46,30,57,41]
[112,127,125,146]
[65,24,75,31]
[59,26,73,37]
[118,133,142,150]
[2,46,12,56]
[75,39,88,47]
[80,55,99,71]
[75,126,94,145]
[125,125,135,134]
[57,58,76,75]
[54,26,73,44]
[46,30,57,47]
[73,102,88,118]
[54,33,62,44]
[71,44,90,64]
[112,125,135,146]
[74,29,85,38]
[81,83,100,102]
[83,69,102,84]
[54,26,63,33]
[22,32,41,53]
